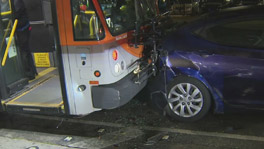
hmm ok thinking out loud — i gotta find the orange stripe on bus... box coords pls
[89,81,99,85]
[56,0,67,46]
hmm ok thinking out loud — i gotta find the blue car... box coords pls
[152,5,264,122]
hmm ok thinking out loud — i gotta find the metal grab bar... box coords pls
[84,11,95,15]
[74,15,80,28]
[1,19,18,67]
[0,11,11,16]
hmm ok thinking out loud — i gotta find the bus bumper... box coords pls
[91,71,148,109]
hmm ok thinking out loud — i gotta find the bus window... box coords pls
[99,0,136,36]
[71,0,104,41]
[98,0,157,36]
[0,0,11,14]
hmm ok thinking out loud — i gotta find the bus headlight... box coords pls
[114,63,121,73]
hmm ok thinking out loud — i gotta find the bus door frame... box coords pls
[50,0,70,115]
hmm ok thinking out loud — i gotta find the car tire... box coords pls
[165,76,211,122]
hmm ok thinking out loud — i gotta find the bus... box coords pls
[0,0,158,116]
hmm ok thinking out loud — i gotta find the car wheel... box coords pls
[165,76,211,122]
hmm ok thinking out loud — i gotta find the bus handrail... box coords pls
[1,19,18,67]
[84,11,95,15]
[89,15,95,36]
[0,11,11,16]
[73,15,79,27]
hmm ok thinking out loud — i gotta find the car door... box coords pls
[197,18,264,107]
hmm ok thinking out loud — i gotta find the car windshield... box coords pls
[98,0,157,36]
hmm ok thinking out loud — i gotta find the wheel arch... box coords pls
[170,67,225,114]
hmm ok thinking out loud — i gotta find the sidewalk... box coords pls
[0,136,70,149]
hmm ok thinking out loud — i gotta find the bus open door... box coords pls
[0,0,29,111]
[0,0,157,116]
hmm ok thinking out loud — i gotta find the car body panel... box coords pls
[161,6,264,112]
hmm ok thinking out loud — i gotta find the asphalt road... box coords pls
[1,98,264,149]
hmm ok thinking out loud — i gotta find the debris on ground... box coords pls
[26,146,39,149]
[98,128,105,133]
[64,136,73,142]
[56,118,64,129]
[145,132,168,146]
[162,135,170,140]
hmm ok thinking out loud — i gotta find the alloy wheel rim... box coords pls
[168,83,203,118]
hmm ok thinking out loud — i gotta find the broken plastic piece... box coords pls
[98,128,105,133]
[64,136,73,142]
[162,135,169,140]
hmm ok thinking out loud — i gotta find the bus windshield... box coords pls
[98,0,157,36]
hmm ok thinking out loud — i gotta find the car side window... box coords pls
[195,20,264,49]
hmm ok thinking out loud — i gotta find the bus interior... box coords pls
[0,0,63,115]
